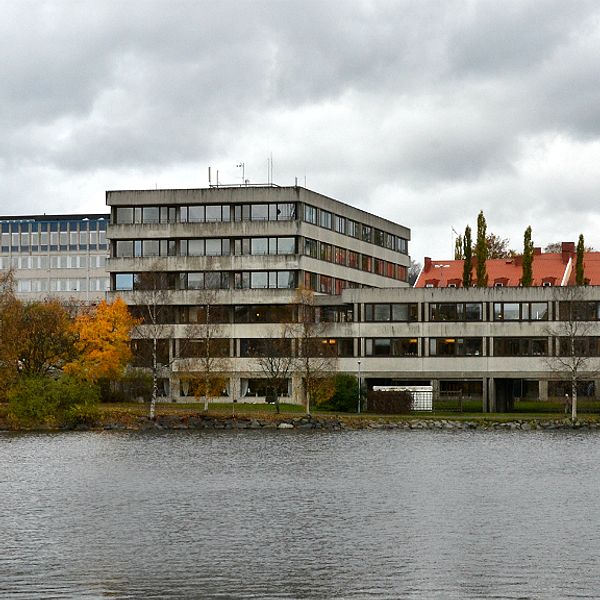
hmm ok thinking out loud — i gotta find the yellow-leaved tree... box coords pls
[65,298,138,382]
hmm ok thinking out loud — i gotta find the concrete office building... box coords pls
[0,214,110,302]
[106,185,600,411]
[106,185,411,402]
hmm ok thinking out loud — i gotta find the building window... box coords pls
[364,303,418,322]
[365,338,418,357]
[493,338,547,356]
[430,303,483,321]
[251,204,269,221]
[319,210,332,229]
[304,204,317,225]
[115,273,134,291]
[430,338,483,356]
[494,302,548,321]
[334,215,346,234]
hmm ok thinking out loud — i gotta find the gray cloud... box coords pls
[1,0,600,261]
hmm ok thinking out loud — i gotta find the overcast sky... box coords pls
[2,0,600,262]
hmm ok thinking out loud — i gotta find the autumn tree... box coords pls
[17,300,77,376]
[462,226,473,288]
[64,297,138,382]
[485,233,515,259]
[576,234,585,286]
[0,271,22,397]
[475,211,488,287]
[521,226,534,287]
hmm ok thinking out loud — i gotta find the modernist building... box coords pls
[106,186,600,411]
[0,213,110,302]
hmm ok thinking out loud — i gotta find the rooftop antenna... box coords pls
[208,166,212,187]
[236,162,245,186]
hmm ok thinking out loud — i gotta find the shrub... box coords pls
[8,375,100,428]
[366,390,412,414]
[320,374,359,412]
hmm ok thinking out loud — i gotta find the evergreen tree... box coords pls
[462,226,472,288]
[475,211,488,287]
[576,233,585,285]
[454,234,463,260]
[522,226,534,287]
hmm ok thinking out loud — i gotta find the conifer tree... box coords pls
[454,234,463,260]
[475,211,488,287]
[521,226,534,287]
[576,234,585,286]
[462,226,472,288]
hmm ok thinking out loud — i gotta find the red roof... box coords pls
[415,242,600,288]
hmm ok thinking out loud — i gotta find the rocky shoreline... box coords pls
[4,412,600,432]
[95,414,600,432]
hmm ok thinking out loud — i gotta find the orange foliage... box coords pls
[65,298,139,382]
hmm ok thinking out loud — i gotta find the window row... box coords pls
[303,204,408,254]
[16,278,109,293]
[114,270,297,291]
[303,271,364,295]
[113,236,296,258]
[1,230,107,253]
[304,238,407,281]
[129,304,355,325]
[0,254,106,270]
[113,203,296,225]
[130,334,600,360]
[0,219,107,233]
[131,337,354,362]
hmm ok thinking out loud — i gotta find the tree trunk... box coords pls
[150,337,158,419]
[203,374,209,411]
[275,396,280,414]
[572,376,578,421]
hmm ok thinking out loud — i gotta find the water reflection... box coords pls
[1,430,600,599]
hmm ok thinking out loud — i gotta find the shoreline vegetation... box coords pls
[2,402,600,432]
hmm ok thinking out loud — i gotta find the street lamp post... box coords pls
[357,360,362,414]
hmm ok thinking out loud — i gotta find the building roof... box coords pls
[415,242,600,287]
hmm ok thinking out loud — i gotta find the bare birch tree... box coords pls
[129,270,174,418]
[253,326,295,414]
[294,288,337,414]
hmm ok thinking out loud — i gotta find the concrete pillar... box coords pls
[488,377,496,413]
[292,374,303,406]
[229,375,240,403]
[482,377,488,412]
[539,380,549,402]
[170,374,181,403]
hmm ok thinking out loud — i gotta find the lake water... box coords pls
[2,429,600,599]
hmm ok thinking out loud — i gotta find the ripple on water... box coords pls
[1,430,600,599]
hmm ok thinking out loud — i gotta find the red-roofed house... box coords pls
[415,242,600,288]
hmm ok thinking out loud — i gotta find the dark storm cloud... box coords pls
[1,0,600,259]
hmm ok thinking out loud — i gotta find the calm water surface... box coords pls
[1,429,599,599]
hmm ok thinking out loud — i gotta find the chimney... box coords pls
[424,257,432,270]
[562,241,575,264]
[533,247,541,255]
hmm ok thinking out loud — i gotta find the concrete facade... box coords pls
[106,186,600,411]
